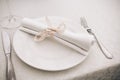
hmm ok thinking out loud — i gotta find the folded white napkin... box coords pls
[20,18,94,55]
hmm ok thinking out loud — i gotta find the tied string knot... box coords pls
[34,17,66,41]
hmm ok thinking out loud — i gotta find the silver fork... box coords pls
[80,17,113,59]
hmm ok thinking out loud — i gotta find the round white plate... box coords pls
[13,16,89,71]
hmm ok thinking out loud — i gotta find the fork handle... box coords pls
[93,33,113,59]
[6,54,16,80]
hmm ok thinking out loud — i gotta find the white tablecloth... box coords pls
[0,0,120,80]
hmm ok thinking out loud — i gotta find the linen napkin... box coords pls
[20,18,94,55]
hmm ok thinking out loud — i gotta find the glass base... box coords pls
[0,15,22,29]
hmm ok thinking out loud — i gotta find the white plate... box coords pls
[13,16,89,71]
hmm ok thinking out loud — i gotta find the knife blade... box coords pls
[2,31,11,54]
[80,17,113,59]
[2,31,16,80]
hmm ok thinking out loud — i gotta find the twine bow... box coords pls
[34,17,66,41]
